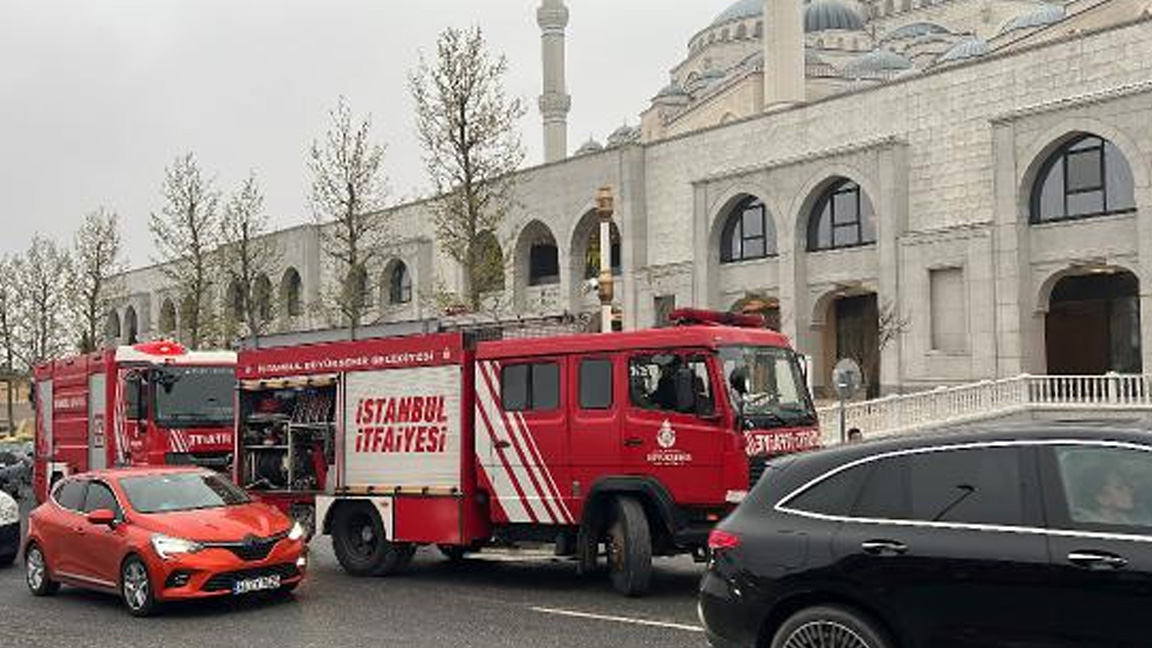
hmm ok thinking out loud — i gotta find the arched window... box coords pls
[530,242,560,286]
[158,299,177,335]
[807,179,877,252]
[124,306,139,344]
[253,274,273,321]
[227,279,245,320]
[280,268,303,317]
[105,310,121,341]
[1030,134,1136,223]
[584,223,622,279]
[721,197,776,263]
[387,260,412,305]
[474,231,505,293]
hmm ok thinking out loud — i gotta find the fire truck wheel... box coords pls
[606,496,652,597]
[332,502,411,577]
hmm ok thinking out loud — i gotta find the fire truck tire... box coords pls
[331,502,411,577]
[606,496,652,597]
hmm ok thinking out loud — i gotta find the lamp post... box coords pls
[596,186,615,333]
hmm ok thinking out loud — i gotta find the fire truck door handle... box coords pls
[624,438,643,447]
[494,440,511,449]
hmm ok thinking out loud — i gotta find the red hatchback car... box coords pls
[24,467,307,616]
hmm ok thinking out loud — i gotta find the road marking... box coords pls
[530,606,705,633]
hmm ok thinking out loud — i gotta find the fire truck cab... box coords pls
[235,310,820,595]
[32,341,237,503]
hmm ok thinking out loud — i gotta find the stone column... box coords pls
[764,0,806,110]
[538,0,571,163]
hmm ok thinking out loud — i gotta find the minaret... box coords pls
[764,0,806,109]
[538,0,571,163]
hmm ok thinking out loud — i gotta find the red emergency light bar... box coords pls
[132,340,188,357]
[668,308,766,329]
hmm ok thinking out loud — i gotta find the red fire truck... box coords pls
[234,310,821,595]
[32,341,237,503]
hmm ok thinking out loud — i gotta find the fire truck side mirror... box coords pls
[728,367,750,396]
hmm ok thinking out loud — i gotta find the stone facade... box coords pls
[115,1,1152,398]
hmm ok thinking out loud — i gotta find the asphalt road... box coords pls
[0,497,710,648]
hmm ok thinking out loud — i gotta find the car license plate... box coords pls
[232,574,280,595]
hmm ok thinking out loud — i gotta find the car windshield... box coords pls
[719,345,816,426]
[119,472,251,514]
[153,366,234,426]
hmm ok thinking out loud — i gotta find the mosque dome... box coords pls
[654,81,688,99]
[883,22,950,41]
[805,0,866,32]
[712,0,762,27]
[575,139,604,156]
[844,48,914,78]
[1001,3,1066,34]
[938,37,989,64]
[606,124,640,148]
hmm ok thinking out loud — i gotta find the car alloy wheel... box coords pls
[782,620,872,648]
[122,560,151,612]
[26,547,45,591]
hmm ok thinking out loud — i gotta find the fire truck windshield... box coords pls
[152,366,234,427]
[719,346,816,427]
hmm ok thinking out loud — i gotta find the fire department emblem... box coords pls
[657,420,676,449]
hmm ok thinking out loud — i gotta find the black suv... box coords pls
[699,423,1152,648]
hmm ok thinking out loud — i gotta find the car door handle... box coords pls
[1068,551,1129,570]
[861,540,907,556]
[624,438,644,447]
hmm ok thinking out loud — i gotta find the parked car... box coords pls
[0,489,17,566]
[699,423,1152,648]
[24,467,307,616]
[0,441,32,498]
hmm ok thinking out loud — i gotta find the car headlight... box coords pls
[288,520,306,541]
[150,534,204,560]
[0,493,16,526]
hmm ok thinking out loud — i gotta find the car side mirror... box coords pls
[729,367,750,395]
[86,508,117,527]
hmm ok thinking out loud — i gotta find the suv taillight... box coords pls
[708,529,741,553]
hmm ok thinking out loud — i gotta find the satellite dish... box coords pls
[833,358,863,399]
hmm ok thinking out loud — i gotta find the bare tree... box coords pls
[0,255,19,435]
[13,236,72,369]
[73,207,125,353]
[308,97,391,335]
[220,173,281,342]
[150,153,221,349]
[410,26,526,312]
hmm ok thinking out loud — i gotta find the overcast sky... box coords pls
[0,0,724,266]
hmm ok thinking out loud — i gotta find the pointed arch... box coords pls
[123,306,139,344]
[383,259,412,305]
[279,267,303,318]
[105,310,121,341]
[473,230,505,293]
[515,220,560,287]
[158,298,177,336]
[253,274,274,322]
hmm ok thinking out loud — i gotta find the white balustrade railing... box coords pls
[816,373,1152,443]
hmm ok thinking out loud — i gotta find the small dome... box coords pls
[606,124,639,148]
[938,37,989,63]
[844,48,914,78]
[805,0,866,33]
[883,22,950,41]
[654,81,687,99]
[1001,3,1066,34]
[575,139,604,156]
[712,0,762,27]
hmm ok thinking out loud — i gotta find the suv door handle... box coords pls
[624,438,644,448]
[1068,551,1129,570]
[861,540,907,556]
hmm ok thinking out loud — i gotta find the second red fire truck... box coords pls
[32,341,237,503]
[235,310,821,595]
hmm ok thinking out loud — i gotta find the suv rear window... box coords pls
[785,463,872,516]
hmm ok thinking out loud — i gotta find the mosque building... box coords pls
[114,0,1152,396]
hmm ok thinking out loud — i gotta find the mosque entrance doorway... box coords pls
[1045,271,1141,375]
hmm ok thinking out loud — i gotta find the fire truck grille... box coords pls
[748,456,768,489]
[202,564,300,592]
